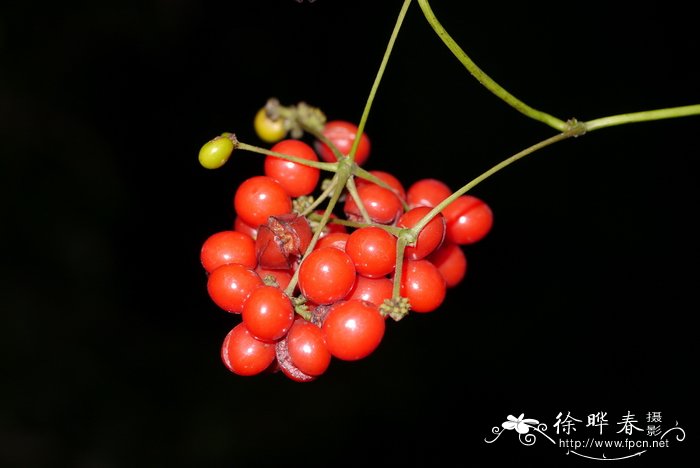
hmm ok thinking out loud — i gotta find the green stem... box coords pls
[300,122,348,163]
[411,130,578,235]
[409,102,700,235]
[307,212,404,236]
[282,0,414,298]
[348,0,413,161]
[416,0,567,132]
[344,175,373,224]
[584,104,700,132]
[237,142,338,171]
[300,177,337,217]
[284,167,351,297]
[391,237,409,300]
[353,166,411,211]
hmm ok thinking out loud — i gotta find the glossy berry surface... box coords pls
[264,139,320,197]
[343,183,403,225]
[275,333,317,382]
[234,215,259,240]
[427,241,467,288]
[314,120,371,165]
[344,275,393,308]
[399,259,447,313]
[286,318,331,376]
[355,169,406,201]
[442,195,494,245]
[199,136,234,169]
[242,285,295,342]
[315,231,350,251]
[207,263,263,313]
[233,175,293,227]
[345,226,397,278]
[298,247,357,305]
[406,178,452,209]
[254,107,287,143]
[322,299,385,361]
[397,206,446,261]
[200,230,257,273]
[221,322,276,376]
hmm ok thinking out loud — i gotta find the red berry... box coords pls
[397,206,446,260]
[265,139,321,197]
[355,169,406,201]
[298,247,357,305]
[314,120,371,166]
[427,241,467,288]
[345,226,397,278]
[315,231,350,251]
[234,175,293,227]
[207,263,263,313]
[275,332,317,382]
[343,183,403,225]
[406,178,452,209]
[234,215,259,240]
[442,195,494,245]
[322,299,385,361]
[286,318,331,376]
[242,285,295,342]
[399,259,446,313]
[221,322,276,376]
[344,275,393,309]
[200,230,257,273]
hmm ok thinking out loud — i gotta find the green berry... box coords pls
[198,136,234,169]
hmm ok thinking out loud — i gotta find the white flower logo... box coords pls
[486,412,555,446]
[502,413,540,434]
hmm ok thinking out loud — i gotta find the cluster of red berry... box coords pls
[198,104,493,382]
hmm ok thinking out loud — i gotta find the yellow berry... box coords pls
[198,136,234,169]
[254,107,287,143]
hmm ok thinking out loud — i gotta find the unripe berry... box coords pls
[199,136,234,169]
[254,107,287,143]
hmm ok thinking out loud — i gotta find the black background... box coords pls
[1,1,697,466]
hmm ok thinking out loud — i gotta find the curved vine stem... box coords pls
[416,0,568,131]
[410,102,700,234]
[348,0,413,161]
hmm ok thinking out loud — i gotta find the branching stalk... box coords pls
[284,170,349,297]
[344,176,372,224]
[416,0,567,131]
[300,178,338,217]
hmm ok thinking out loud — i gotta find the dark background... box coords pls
[1,1,697,466]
